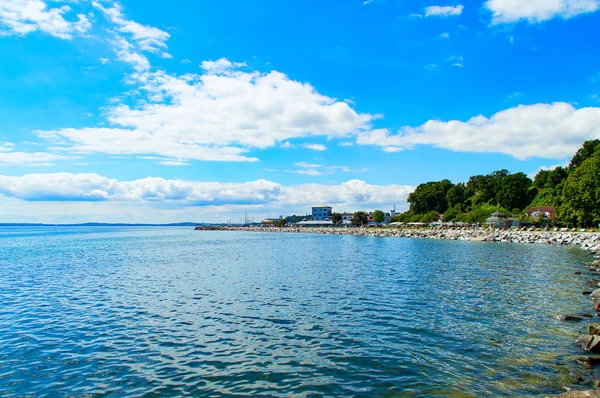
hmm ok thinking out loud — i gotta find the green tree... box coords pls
[569,139,600,170]
[407,179,454,214]
[372,210,385,225]
[563,153,600,227]
[421,210,440,223]
[496,172,533,210]
[443,206,462,222]
[446,183,467,210]
[350,211,368,226]
[331,212,343,225]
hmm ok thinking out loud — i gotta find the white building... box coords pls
[312,205,332,221]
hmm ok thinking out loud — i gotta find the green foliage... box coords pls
[407,179,453,214]
[285,214,311,223]
[496,172,533,210]
[563,153,600,226]
[446,183,467,210]
[331,213,343,225]
[390,215,402,223]
[569,139,600,170]
[372,210,385,224]
[420,211,439,223]
[350,211,368,226]
[443,206,462,222]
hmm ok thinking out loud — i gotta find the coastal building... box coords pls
[486,212,519,228]
[312,205,332,221]
[526,206,555,220]
[261,218,285,226]
[340,213,353,225]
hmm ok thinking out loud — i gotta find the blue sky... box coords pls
[0,0,599,223]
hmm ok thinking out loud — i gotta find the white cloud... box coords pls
[425,5,464,17]
[295,162,322,168]
[91,1,170,54]
[99,58,110,64]
[0,173,414,212]
[303,144,327,151]
[439,32,450,39]
[0,142,72,165]
[356,103,600,160]
[39,61,369,162]
[484,0,600,24]
[293,169,322,176]
[200,58,247,74]
[0,0,91,39]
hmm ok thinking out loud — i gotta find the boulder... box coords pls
[591,289,600,299]
[552,392,600,398]
[590,325,600,335]
[577,335,600,352]
[577,356,600,367]
[595,301,600,312]
[560,315,584,322]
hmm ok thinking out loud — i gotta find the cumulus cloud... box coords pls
[38,61,370,162]
[484,0,600,24]
[355,103,600,160]
[0,173,414,211]
[425,5,464,17]
[0,0,91,39]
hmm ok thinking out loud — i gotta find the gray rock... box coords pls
[591,289,600,299]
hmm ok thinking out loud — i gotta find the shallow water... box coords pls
[0,227,594,397]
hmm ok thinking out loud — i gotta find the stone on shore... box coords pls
[590,325,600,336]
[576,356,600,367]
[591,289,600,299]
[551,391,600,398]
[560,315,584,322]
[576,335,600,352]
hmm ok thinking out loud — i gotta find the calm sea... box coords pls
[0,227,594,397]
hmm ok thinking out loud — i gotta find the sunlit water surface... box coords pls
[0,227,594,397]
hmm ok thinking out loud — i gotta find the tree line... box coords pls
[390,140,600,227]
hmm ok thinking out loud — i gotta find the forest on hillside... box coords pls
[391,140,600,227]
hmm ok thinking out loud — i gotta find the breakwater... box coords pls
[195,226,600,251]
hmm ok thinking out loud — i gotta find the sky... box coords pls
[0,0,599,223]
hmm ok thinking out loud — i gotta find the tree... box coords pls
[421,210,440,223]
[372,210,385,225]
[569,139,600,170]
[331,212,343,225]
[446,183,467,210]
[407,179,454,214]
[350,211,368,226]
[443,206,462,222]
[496,172,533,210]
[563,153,600,227]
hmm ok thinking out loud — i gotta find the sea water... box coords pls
[0,227,593,397]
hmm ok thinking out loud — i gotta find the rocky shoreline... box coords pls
[196,225,600,396]
[195,225,600,251]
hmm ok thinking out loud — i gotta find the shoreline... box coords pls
[195,225,600,252]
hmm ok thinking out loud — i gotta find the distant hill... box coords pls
[0,222,212,227]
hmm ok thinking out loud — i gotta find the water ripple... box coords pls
[0,227,593,396]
